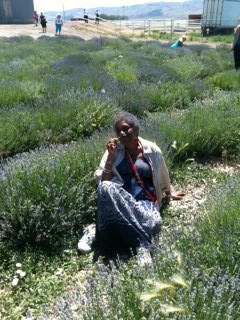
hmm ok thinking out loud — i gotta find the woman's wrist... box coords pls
[104,157,114,168]
[101,164,113,181]
[102,158,114,174]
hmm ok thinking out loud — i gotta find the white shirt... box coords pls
[94,136,171,209]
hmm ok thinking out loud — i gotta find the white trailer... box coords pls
[201,0,240,35]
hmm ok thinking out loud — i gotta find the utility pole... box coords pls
[63,3,65,20]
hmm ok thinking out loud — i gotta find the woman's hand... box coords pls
[171,191,186,201]
[106,138,119,158]
[101,138,119,181]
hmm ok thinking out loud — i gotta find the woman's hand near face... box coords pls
[106,138,119,158]
[101,138,118,181]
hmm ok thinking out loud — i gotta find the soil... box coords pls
[0,21,102,40]
[0,22,224,49]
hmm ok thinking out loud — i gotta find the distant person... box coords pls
[231,24,240,71]
[39,12,44,23]
[170,35,187,48]
[33,11,38,26]
[39,13,47,33]
[95,10,100,24]
[55,14,63,36]
[83,9,88,23]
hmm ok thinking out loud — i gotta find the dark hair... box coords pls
[114,112,140,135]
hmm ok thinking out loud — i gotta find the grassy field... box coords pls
[0,34,239,319]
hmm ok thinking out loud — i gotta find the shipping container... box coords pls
[201,0,240,35]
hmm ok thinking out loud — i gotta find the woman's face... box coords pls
[115,121,137,145]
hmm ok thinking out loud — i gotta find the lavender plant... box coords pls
[0,33,239,320]
[148,91,240,162]
[0,36,235,160]
[208,69,240,90]
[39,171,239,320]
[0,139,105,250]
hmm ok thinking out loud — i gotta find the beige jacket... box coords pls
[94,137,171,209]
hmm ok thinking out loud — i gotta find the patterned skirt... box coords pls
[96,181,162,255]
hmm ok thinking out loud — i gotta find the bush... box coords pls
[0,140,103,251]
[148,91,240,162]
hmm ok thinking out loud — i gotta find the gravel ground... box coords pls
[0,22,225,49]
[0,21,101,40]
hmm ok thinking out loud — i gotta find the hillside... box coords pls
[44,0,203,22]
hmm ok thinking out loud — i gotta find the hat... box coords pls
[180,35,187,41]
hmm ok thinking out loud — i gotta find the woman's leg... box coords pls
[96,181,161,255]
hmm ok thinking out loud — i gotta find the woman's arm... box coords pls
[101,138,119,181]
[94,138,119,182]
[101,156,114,181]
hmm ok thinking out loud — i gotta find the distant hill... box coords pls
[44,0,203,22]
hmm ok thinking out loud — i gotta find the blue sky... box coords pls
[34,0,186,13]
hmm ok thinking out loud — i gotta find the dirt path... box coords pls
[0,22,225,50]
[0,22,101,40]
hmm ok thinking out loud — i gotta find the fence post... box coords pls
[171,19,174,38]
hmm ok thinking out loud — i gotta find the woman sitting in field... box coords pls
[78,112,184,265]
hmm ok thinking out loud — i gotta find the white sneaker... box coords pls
[136,243,152,267]
[78,224,96,254]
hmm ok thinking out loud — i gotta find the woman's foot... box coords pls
[77,224,96,254]
[136,242,152,266]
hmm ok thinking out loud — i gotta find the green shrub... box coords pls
[143,80,211,112]
[148,91,240,161]
[0,140,103,251]
[163,47,232,81]
[0,80,45,107]
[0,36,234,159]
[207,69,240,90]
[0,92,115,158]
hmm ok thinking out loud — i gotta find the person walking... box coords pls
[232,24,240,70]
[55,14,63,36]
